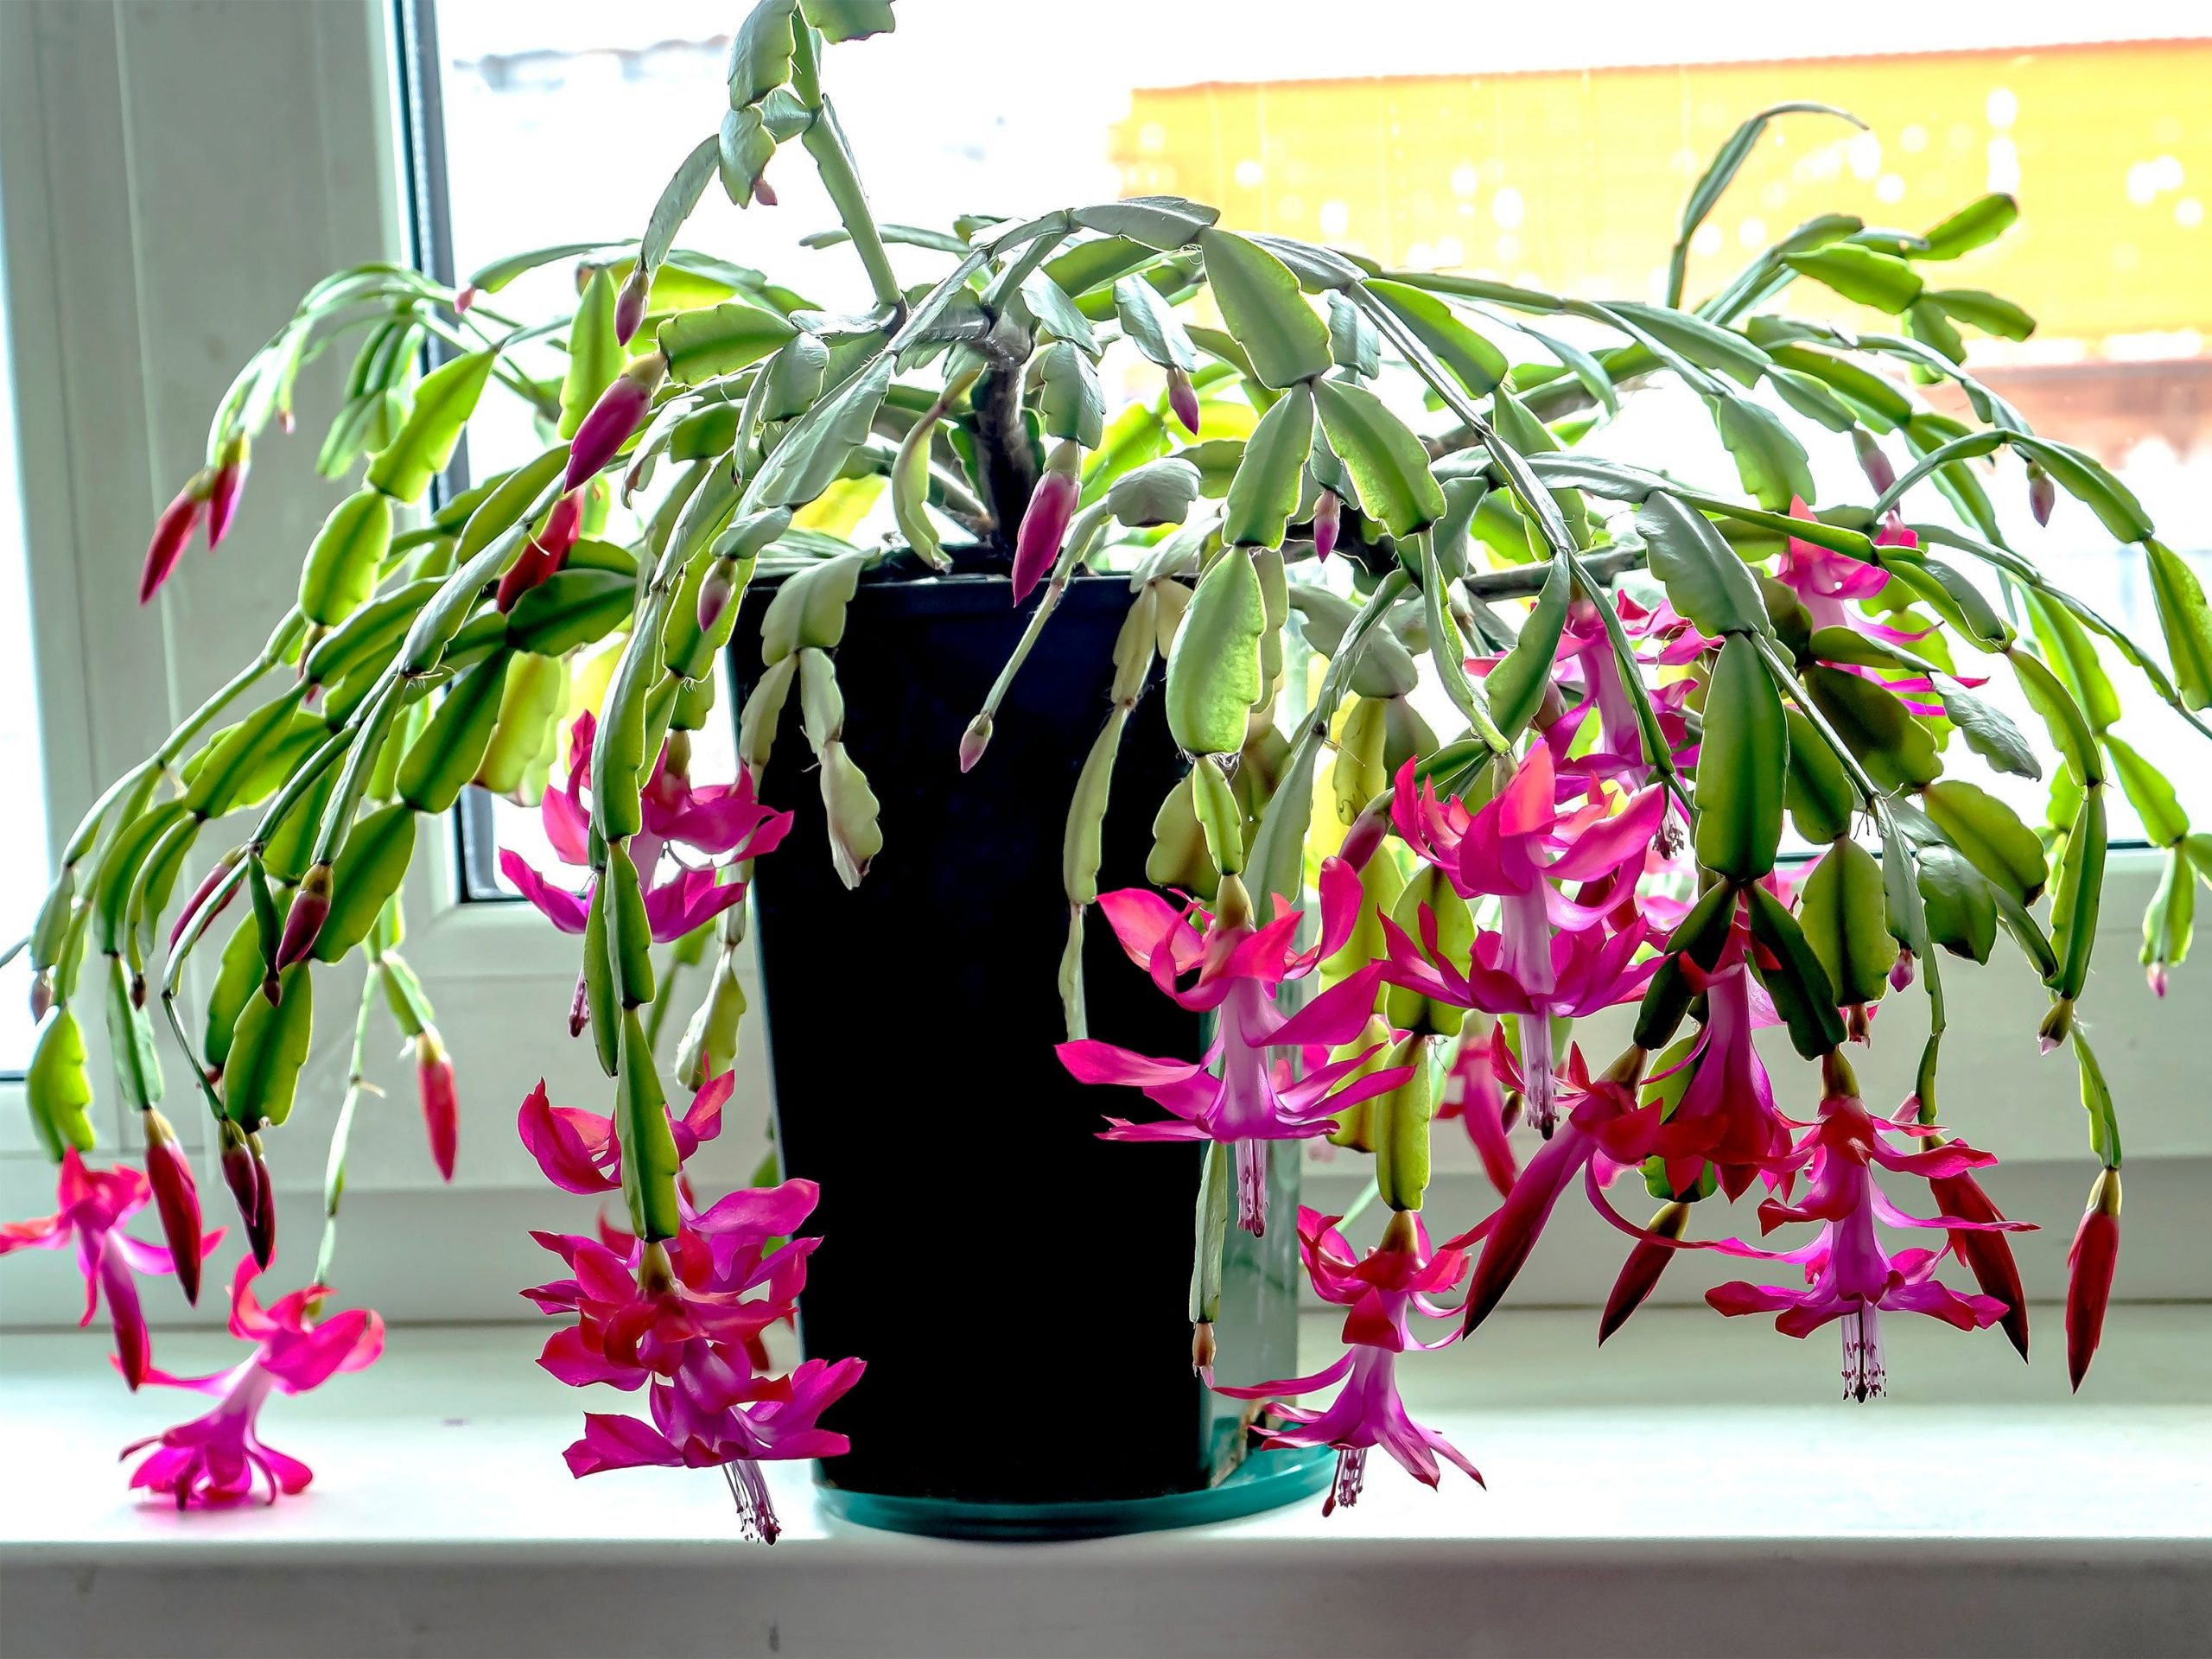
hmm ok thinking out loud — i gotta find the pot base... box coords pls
[813,1444,1334,1541]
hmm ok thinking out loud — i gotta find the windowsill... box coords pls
[5,1306,2209,1656]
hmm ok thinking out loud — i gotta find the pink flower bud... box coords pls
[416,1029,459,1183]
[697,557,739,635]
[614,268,650,346]
[29,969,53,1022]
[1313,489,1342,561]
[753,175,778,207]
[1010,440,1083,605]
[568,970,592,1039]
[1889,947,1916,994]
[1853,432,1897,496]
[455,283,480,315]
[2028,463,2056,528]
[495,490,584,613]
[275,863,333,972]
[563,353,665,492]
[139,482,210,605]
[2037,997,2075,1054]
[2148,961,2170,998]
[219,1126,275,1268]
[2065,1169,2121,1391]
[142,1115,206,1306]
[958,713,994,773]
[170,850,244,951]
[1339,801,1389,871]
[206,435,251,550]
[1166,365,1201,436]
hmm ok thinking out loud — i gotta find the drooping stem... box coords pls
[315,971,383,1287]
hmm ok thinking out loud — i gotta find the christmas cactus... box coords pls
[14,0,2212,1532]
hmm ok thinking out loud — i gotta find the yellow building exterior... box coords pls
[1112,40,2209,359]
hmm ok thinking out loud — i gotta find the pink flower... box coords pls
[567,1346,864,1542]
[1439,1024,1516,1197]
[415,1030,459,1182]
[503,713,791,943]
[518,1068,733,1198]
[1386,747,1666,1130]
[1460,1046,1672,1332]
[564,352,665,491]
[122,1259,384,1508]
[1706,1090,2025,1398]
[1011,439,1082,604]
[1777,498,1890,634]
[1540,592,1706,779]
[1,1149,221,1389]
[1214,1210,1481,1515]
[1058,861,1411,1234]
[1639,921,1793,1201]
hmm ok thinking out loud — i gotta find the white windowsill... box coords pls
[3,1306,2209,1657]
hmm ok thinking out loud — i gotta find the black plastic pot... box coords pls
[729,566,1302,1513]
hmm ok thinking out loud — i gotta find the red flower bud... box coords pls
[1339,801,1389,871]
[29,969,53,1022]
[206,435,251,550]
[142,1113,207,1305]
[1313,489,1342,561]
[416,1029,459,1183]
[1852,431,1897,496]
[1599,1199,1689,1344]
[563,353,665,492]
[614,267,650,346]
[219,1124,276,1268]
[2065,1168,2121,1391]
[1889,947,1916,993]
[169,850,244,951]
[139,481,211,605]
[275,863,333,972]
[1929,1162,2028,1362]
[958,713,993,774]
[495,489,584,613]
[1166,365,1201,436]
[1010,440,1083,604]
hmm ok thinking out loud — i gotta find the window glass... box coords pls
[0,212,51,1070]
[423,3,2211,864]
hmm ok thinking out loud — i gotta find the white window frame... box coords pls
[0,1,2200,1327]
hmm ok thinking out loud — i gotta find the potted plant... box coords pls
[7,0,2205,1542]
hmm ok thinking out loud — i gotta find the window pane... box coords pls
[421,5,2212,867]
[0,210,52,1070]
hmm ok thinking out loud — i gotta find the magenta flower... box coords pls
[518,1067,734,1198]
[503,712,791,943]
[1058,860,1412,1235]
[1387,747,1667,1131]
[1706,1091,2026,1398]
[1214,1210,1480,1516]
[1777,498,1890,634]
[1,1149,222,1389]
[1537,592,1705,781]
[122,1259,384,1508]
[1012,438,1082,604]
[1639,919,1793,1201]
[1439,1023,1516,1197]
[1459,1046,1673,1332]
[568,1345,864,1542]
[564,351,665,491]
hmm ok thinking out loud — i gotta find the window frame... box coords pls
[0,0,2201,1331]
